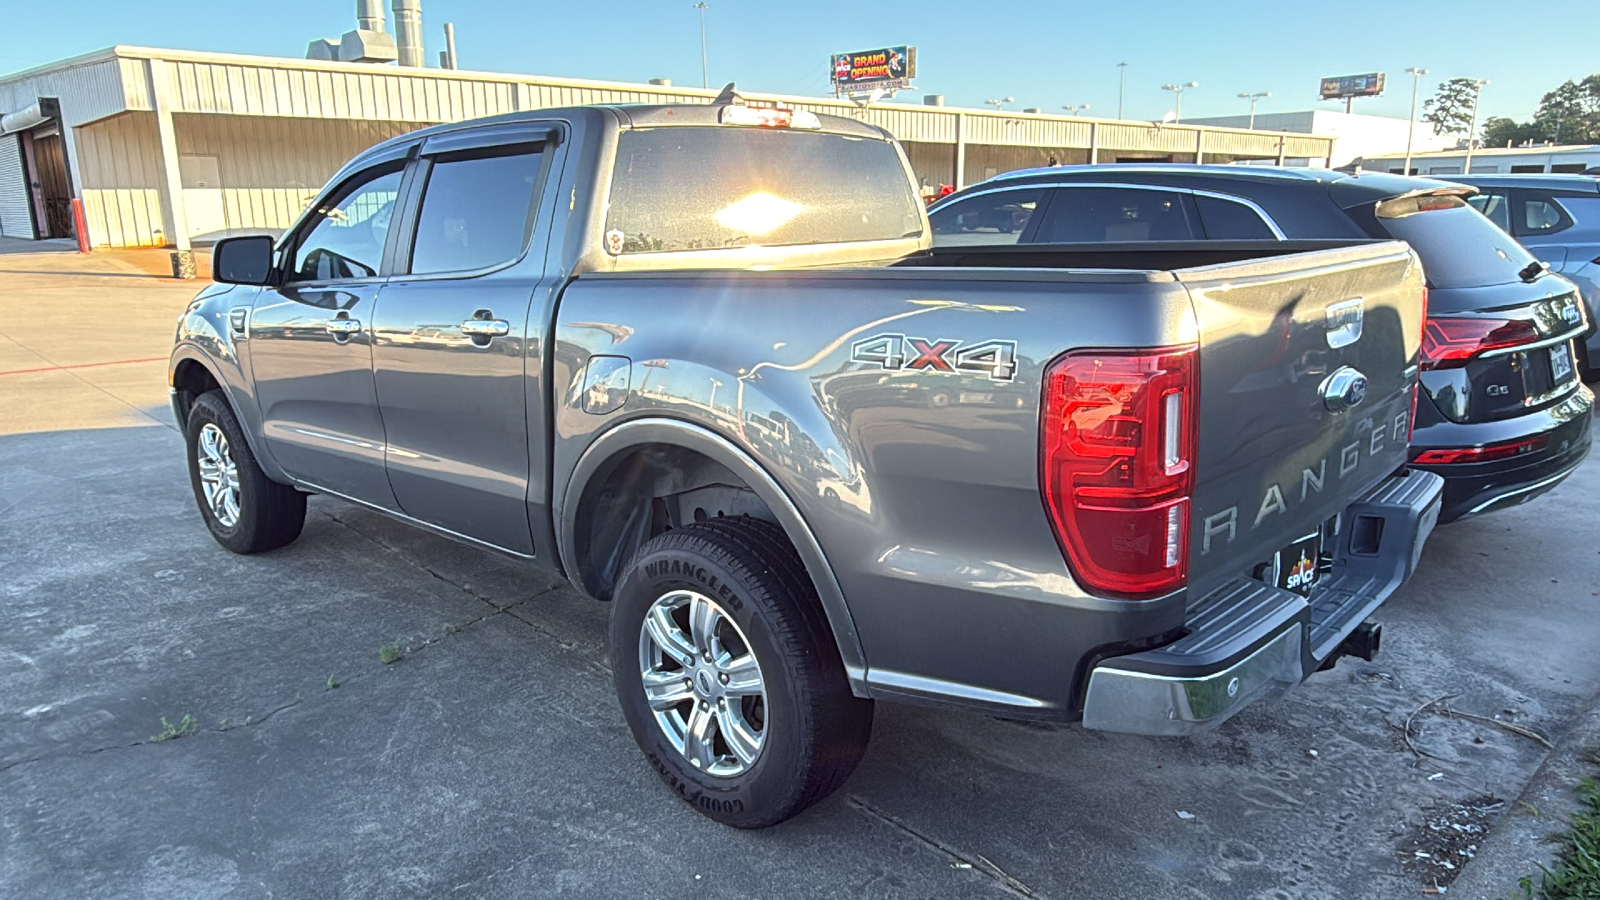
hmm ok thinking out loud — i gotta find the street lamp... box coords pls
[1237,91,1269,129]
[1402,67,1428,176]
[984,97,1014,110]
[693,2,709,89]
[1116,61,1128,119]
[1061,104,1091,116]
[1462,79,1489,174]
[1162,82,1198,123]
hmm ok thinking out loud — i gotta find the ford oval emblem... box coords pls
[1320,366,1368,413]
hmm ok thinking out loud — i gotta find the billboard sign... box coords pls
[831,46,916,95]
[1319,72,1385,100]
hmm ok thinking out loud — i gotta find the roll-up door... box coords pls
[0,133,35,239]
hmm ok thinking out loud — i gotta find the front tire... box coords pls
[184,390,306,554]
[610,518,872,828]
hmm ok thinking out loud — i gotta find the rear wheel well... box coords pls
[171,359,222,425]
[572,444,779,601]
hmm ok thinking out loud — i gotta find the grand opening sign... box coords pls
[831,46,916,95]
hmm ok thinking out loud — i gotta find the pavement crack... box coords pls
[846,796,1044,899]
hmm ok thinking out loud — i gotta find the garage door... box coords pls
[0,133,34,239]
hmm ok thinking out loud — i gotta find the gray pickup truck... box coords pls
[170,100,1444,827]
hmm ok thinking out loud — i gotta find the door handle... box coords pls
[459,318,511,338]
[326,317,362,336]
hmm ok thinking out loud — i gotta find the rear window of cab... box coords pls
[604,126,925,254]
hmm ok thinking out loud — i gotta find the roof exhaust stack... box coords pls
[392,0,424,67]
[440,22,458,70]
[308,0,397,64]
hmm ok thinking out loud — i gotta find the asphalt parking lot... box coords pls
[3,245,1598,900]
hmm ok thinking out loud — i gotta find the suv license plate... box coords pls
[1551,342,1574,383]
[1276,533,1323,596]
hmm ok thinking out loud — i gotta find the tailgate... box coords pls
[1178,242,1425,599]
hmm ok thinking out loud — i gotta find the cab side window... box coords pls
[1514,193,1573,237]
[1037,187,1199,242]
[1194,195,1278,239]
[929,189,1045,245]
[290,166,404,281]
[408,147,545,275]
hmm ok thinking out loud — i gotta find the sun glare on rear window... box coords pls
[604,127,924,253]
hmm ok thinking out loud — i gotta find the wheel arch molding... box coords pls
[558,416,868,693]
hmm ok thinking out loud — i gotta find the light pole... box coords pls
[693,2,709,89]
[1237,91,1269,129]
[1061,104,1091,116]
[1462,79,1489,173]
[1402,67,1428,176]
[1162,82,1198,123]
[984,97,1014,110]
[1117,61,1128,119]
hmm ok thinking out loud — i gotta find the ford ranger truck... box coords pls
[170,100,1443,828]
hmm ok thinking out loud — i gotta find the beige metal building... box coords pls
[0,45,1337,249]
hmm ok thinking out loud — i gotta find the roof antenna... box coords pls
[711,82,740,105]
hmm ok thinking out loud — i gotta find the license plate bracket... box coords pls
[1550,342,1574,384]
[1274,533,1323,596]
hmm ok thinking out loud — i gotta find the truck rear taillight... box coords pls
[1040,346,1198,600]
[1420,316,1540,369]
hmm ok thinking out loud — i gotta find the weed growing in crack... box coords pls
[379,641,403,665]
[150,714,199,743]
[327,675,340,690]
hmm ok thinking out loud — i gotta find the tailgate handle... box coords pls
[1325,298,1364,349]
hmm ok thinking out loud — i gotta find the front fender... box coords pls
[169,286,285,483]
[559,417,868,693]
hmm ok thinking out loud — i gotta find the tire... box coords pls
[184,389,306,554]
[610,517,873,828]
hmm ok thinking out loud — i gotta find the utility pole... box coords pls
[1117,61,1128,119]
[1238,92,1269,129]
[1402,68,1428,176]
[1463,79,1489,173]
[1162,81,1197,123]
[694,3,709,89]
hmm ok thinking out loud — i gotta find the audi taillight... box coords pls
[1420,316,1540,369]
[1413,435,1549,465]
[1040,346,1198,599]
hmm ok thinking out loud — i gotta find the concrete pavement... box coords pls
[2,249,1598,899]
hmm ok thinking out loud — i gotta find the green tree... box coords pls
[1481,116,1545,148]
[1533,77,1600,143]
[1423,78,1488,137]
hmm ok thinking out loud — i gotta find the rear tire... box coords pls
[610,517,872,828]
[184,389,306,554]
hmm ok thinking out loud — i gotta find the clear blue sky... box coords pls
[3,0,1596,123]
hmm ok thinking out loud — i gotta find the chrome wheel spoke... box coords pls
[642,669,694,711]
[721,653,763,697]
[684,702,717,769]
[688,594,719,656]
[720,706,762,766]
[644,604,696,669]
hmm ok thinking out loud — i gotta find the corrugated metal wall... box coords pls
[0,56,129,127]
[177,114,415,234]
[0,133,32,238]
[70,111,418,245]
[72,112,164,246]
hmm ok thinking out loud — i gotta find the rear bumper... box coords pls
[1081,468,1443,736]
[1412,386,1593,523]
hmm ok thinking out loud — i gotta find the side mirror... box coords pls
[213,235,276,285]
